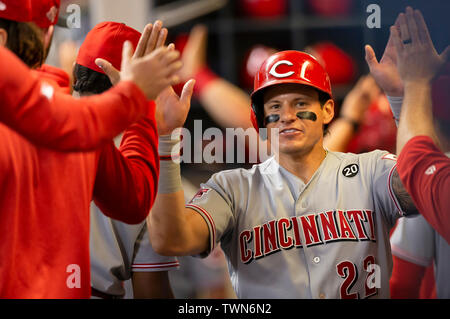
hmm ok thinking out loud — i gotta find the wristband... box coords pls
[386,96,404,127]
[193,66,219,97]
[158,134,182,194]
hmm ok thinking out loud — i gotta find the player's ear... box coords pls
[0,28,8,47]
[321,99,334,125]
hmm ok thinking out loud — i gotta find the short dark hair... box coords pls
[0,18,44,68]
[72,63,113,94]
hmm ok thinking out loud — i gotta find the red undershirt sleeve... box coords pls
[397,136,450,244]
[390,255,426,299]
[92,101,159,224]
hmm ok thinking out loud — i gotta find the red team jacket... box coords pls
[397,136,450,244]
[0,47,160,298]
[0,46,150,151]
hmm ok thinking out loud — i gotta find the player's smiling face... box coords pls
[263,83,334,155]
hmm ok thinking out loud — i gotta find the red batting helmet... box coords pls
[250,50,332,130]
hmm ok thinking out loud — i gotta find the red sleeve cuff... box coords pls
[193,66,219,97]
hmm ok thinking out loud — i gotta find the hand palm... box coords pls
[156,82,194,136]
[366,36,404,96]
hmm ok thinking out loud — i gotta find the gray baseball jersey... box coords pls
[90,202,179,297]
[186,150,404,298]
[391,153,450,298]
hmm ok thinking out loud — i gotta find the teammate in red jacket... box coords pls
[391,8,450,244]
[0,0,184,298]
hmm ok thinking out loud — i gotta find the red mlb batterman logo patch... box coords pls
[189,188,210,203]
[425,165,436,175]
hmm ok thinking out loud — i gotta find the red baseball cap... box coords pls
[31,0,60,29]
[76,22,141,74]
[0,0,33,22]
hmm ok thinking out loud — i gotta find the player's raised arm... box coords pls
[146,79,211,257]
[391,7,450,243]
[392,8,449,152]
[0,39,181,151]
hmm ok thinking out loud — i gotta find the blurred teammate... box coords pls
[76,21,179,299]
[0,4,183,296]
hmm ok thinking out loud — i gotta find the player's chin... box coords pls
[278,140,308,154]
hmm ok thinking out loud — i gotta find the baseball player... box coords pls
[365,7,450,244]
[148,45,419,298]
[74,21,180,299]
[0,0,176,151]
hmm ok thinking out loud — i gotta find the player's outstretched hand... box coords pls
[179,24,208,81]
[390,7,449,84]
[365,16,404,97]
[121,43,183,101]
[95,20,169,86]
[155,76,196,136]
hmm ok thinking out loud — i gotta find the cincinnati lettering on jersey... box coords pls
[239,210,376,264]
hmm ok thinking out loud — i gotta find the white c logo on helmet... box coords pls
[269,60,294,78]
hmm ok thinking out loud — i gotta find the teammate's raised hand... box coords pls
[365,16,404,97]
[121,43,183,101]
[390,7,449,84]
[179,24,208,81]
[340,74,381,123]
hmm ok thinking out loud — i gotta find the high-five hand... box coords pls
[365,16,404,97]
[390,7,449,84]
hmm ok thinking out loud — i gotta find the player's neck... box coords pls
[278,142,327,184]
